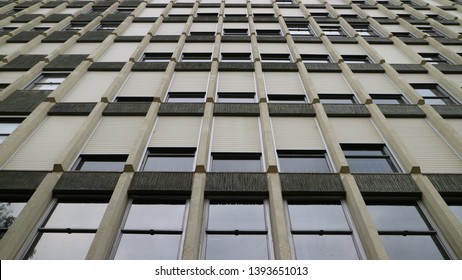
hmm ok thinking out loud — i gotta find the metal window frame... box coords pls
[341,144,401,173]
[276,150,333,173]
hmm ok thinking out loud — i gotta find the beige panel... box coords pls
[121,23,153,36]
[0,43,23,55]
[271,117,324,150]
[149,116,202,147]
[63,72,118,102]
[218,72,255,92]
[309,73,352,94]
[169,72,209,92]
[221,43,251,53]
[117,72,165,97]
[264,72,305,94]
[295,43,328,54]
[446,119,462,138]
[223,22,248,29]
[0,72,25,83]
[138,8,164,17]
[258,43,289,53]
[408,45,437,53]
[250,0,272,4]
[155,23,185,35]
[400,74,436,84]
[279,8,305,17]
[64,43,100,55]
[254,23,280,30]
[190,23,217,33]
[224,8,247,15]
[372,45,415,64]
[365,9,389,18]
[445,75,462,88]
[336,9,358,15]
[4,117,86,170]
[325,0,347,4]
[355,74,400,94]
[388,118,462,173]
[183,43,214,53]
[383,24,410,33]
[333,44,366,55]
[252,8,275,14]
[168,8,192,15]
[28,43,61,55]
[83,117,144,154]
[197,8,220,14]
[98,43,138,62]
[145,43,179,52]
[330,118,383,143]
[212,117,261,152]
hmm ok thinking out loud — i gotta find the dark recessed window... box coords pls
[319,94,357,104]
[223,28,248,36]
[217,92,256,103]
[321,26,347,37]
[210,153,263,172]
[253,13,275,18]
[72,154,128,171]
[351,25,380,37]
[419,53,452,64]
[278,150,331,173]
[411,84,458,105]
[95,24,119,31]
[204,201,270,260]
[341,144,400,173]
[301,54,331,63]
[370,94,408,104]
[275,0,293,3]
[115,8,134,14]
[417,26,446,38]
[25,73,69,90]
[166,93,205,103]
[141,52,172,62]
[221,53,251,62]
[287,202,362,260]
[115,97,154,103]
[0,118,24,144]
[287,24,313,36]
[448,204,462,224]
[392,32,414,38]
[311,12,331,19]
[189,31,216,36]
[256,29,281,36]
[367,203,451,260]
[342,55,372,64]
[114,201,187,259]
[141,148,196,172]
[260,53,291,62]
[0,201,26,239]
[64,24,87,31]
[23,201,108,260]
[197,12,219,17]
[181,53,212,61]
[267,94,306,103]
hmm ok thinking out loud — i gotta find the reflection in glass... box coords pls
[0,202,26,238]
[124,204,185,230]
[143,156,194,172]
[293,235,359,260]
[211,154,262,172]
[26,233,95,260]
[367,205,429,231]
[288,204,349,231]
[45,203,107,228]
[208,203,266,231]
[115,234,181,260]
[381,235,445,260]
[279,156,330,173]
[206,235,268,260]
[77,160,126,171]
[347,158,395,173]
[449,205,462,223]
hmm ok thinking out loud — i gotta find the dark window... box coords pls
[217,92,256,103]
[275,0,293,4]
[351,25,380,37]
[114,201,187,259]
[301,54,331,63]
[411,84,458,105]
[392,32,414,38]
[367,203,451,260]
[287,24,313,36]
[417,26,446,38]
[267,94,306,103]
[278,150,331,173]
[287,202,362,260]
[370,94,407,104]
[223,28,248,36]
[341,14,360,20]
[256,29,281,36]
[342,55,372,64]
[115,8,134,14]
[448,204,462,224]
[210,153,263,172]
[0,118,24,144]
[141,148,196,172]
[197,12,219,17]
[311,12,331,19]
[95,24,118,31]
[64,24,87,31]
[24,201,107,260]
[72,154,128,171]
[341,144,400,173]
[25,73,68,90]
[204,201,270,260]
[0,201,26,239]
[319,94,357,104]
[181,53,212,61]
[221,53,251,62]
[419,53,452,64]
[253,13,275,18]
[260,53,291,62]
[141,52,172,62]
[166,93,205,103]
[189,31,216,36]
[115,97,154,103]
[321,26,347,37]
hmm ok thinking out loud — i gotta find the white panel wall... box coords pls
[149,116,202,147]
[98,43,138,62]
[169,72,210,92]
[271,117,325,150]
[218,72,255,92]
[330,118,383,143]
[212,117,261,152]
[310,73,352,94]
[117,72,165,98]
[264,72,305,94]
[63,72,118,102]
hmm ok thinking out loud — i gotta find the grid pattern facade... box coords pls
[0,0,462,260]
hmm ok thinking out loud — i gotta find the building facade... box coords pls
[0,0,461,260]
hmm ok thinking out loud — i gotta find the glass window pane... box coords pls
[78,160,125,171]
[449,205,462,223]
[293,235,359,260]
[424,98,447,105]
[26,232,95,260]
[44,203,107,228]
[205,235,268,260]
[0,123,20,134]
[143,156,194,171]
[124,204,185,230]
[288,204,350,231]
[208,204,266,231]
[0,202,26,228]
[367,205,430,231]
[115,234,181,260]
[381,235,445,260]
[347,158,395,173]
[211,158,262,172]
[279,157,330,173]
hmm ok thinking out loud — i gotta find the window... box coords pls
[301,54,331,63]
[0,118,23,144]
[287,202,363,260]
[267,94,306,103]
[115,8,134,14]
[203,201,270,260]
[278,150,331,173]
[287,24,313,36]
[197,12,219,17]
[370,94,408,104]
[95,24,118,31]
[367,203,452,260]
[419,53,452,65]
[319,94,357,104]
[352,25,380,37]
[25,73,68,90]
[115,97,154,103]
[392,32,414,38]
[210,153,263,172]
[140,52,172,62]
[23,201,107,259]
[166,93,205,103]
[256,29,281,36]
[113,201,187,259]
[181,53,212,61]
[275,0,293,4]
[411,84,458,105]
[217,92,256,103]
[223,28,248,36]
[221,53,251,62]
[417,26,446,38]
[72,154,128,171]
[64,24,87,31]
[189,31,215,36]
[320,26,347,37]
[0,202,26,239]
[341,144,400,173]
[260,53,291,62]
[448,204,462,224]
[311,12,331,19]
[141,148,196,172]
[342,55,372,64]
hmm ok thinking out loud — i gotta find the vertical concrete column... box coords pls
[0,61,47,101]
[47,61,93,102]
[195,102,214,172]
[259,103,277,172]
[102,61,135,102]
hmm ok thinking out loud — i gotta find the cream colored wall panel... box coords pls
[250,0,272,4]
[252,8,275,15]
[3,117,86,170]
[279,9,305,17]
[221,43,251,53]
[330,118,383,143]
[388,118,462,173]
[28,43,61,55]
[271,117,324,150]
[325,0,348,4]
[446,119,462,139]
[190,23,217,33]
[400,74,436,84]
[364,9,389,18]
[408,44,437,53]
[336,9,358,16]
[224,8,247,15]
[295,43,328,54]
[98,43,138,62]
[254,23,281,30]
[149,116,202,147]
[64,43,100,55]
[355,74,401,94]
[57,8,79,14]
[155,23,185,35]
[333,44,366,55]
[372,45,415,64]
[63,72,118,102]
[212,117,261,152]
[218,72,255,92]
[258,43,289,53]
[383,24,410,33]
[0,72,26,83]
[223,22,248,29]
[0,43,23,55]
[445,75,462,88]
[168,8,192,15]
[183,43,214,53]
[196,8,220,15]
[309,73,352,94]
[264,72,305,94]
[138,8,164,17]
[83,117,144,154]
[117,72,165,98]
[145,43,179,52]
[121,23,153,36]
[169,72,209,92]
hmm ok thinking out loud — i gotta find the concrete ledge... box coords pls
[354,174,421,196]
[347,63,385,73]
[280,173,345,195]
[42,31,78,43]
[218,62,254,71]
[268,104,315,116]
[103,103,151,116]
[54,172,122,194]
[44,55,88,71]
[305,63,342,72]
[213,103,260,116]
[0,55,46,70]
[426,174,462,196]
[48,103,97,116]
[323,104,371,117]
[132,62,169,71]
[205,173,268,194]
[431,105,462,118]
[77,31,112,43]
[0,90,51,115]
[158,103,205,116]
[0,171,48,194]
[390,64,428,73]
[129,172,194,194]
[377,104,426,118]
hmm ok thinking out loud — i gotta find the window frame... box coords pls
[342,55,373,64]
[0,117,24,144]
[370,94,408,105]
[277,150,333,173]
[318,94,358,104]
[181,52,212,62]
[165,92,206,103]
[320,25,347,37]
[260,53,292,63]
[301,54,331,63]
[418,53,452,65]
[267,94,307,103]
[72,154,128,172]
[216,92,256,103]
[140,52,172,62]
[209,153,264,173]
[411,83,458,105]
[140,147,197,172]
[220,52,252,62]
[24,73,69,91]
[341,144,401,173]
[0,199,27,239]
